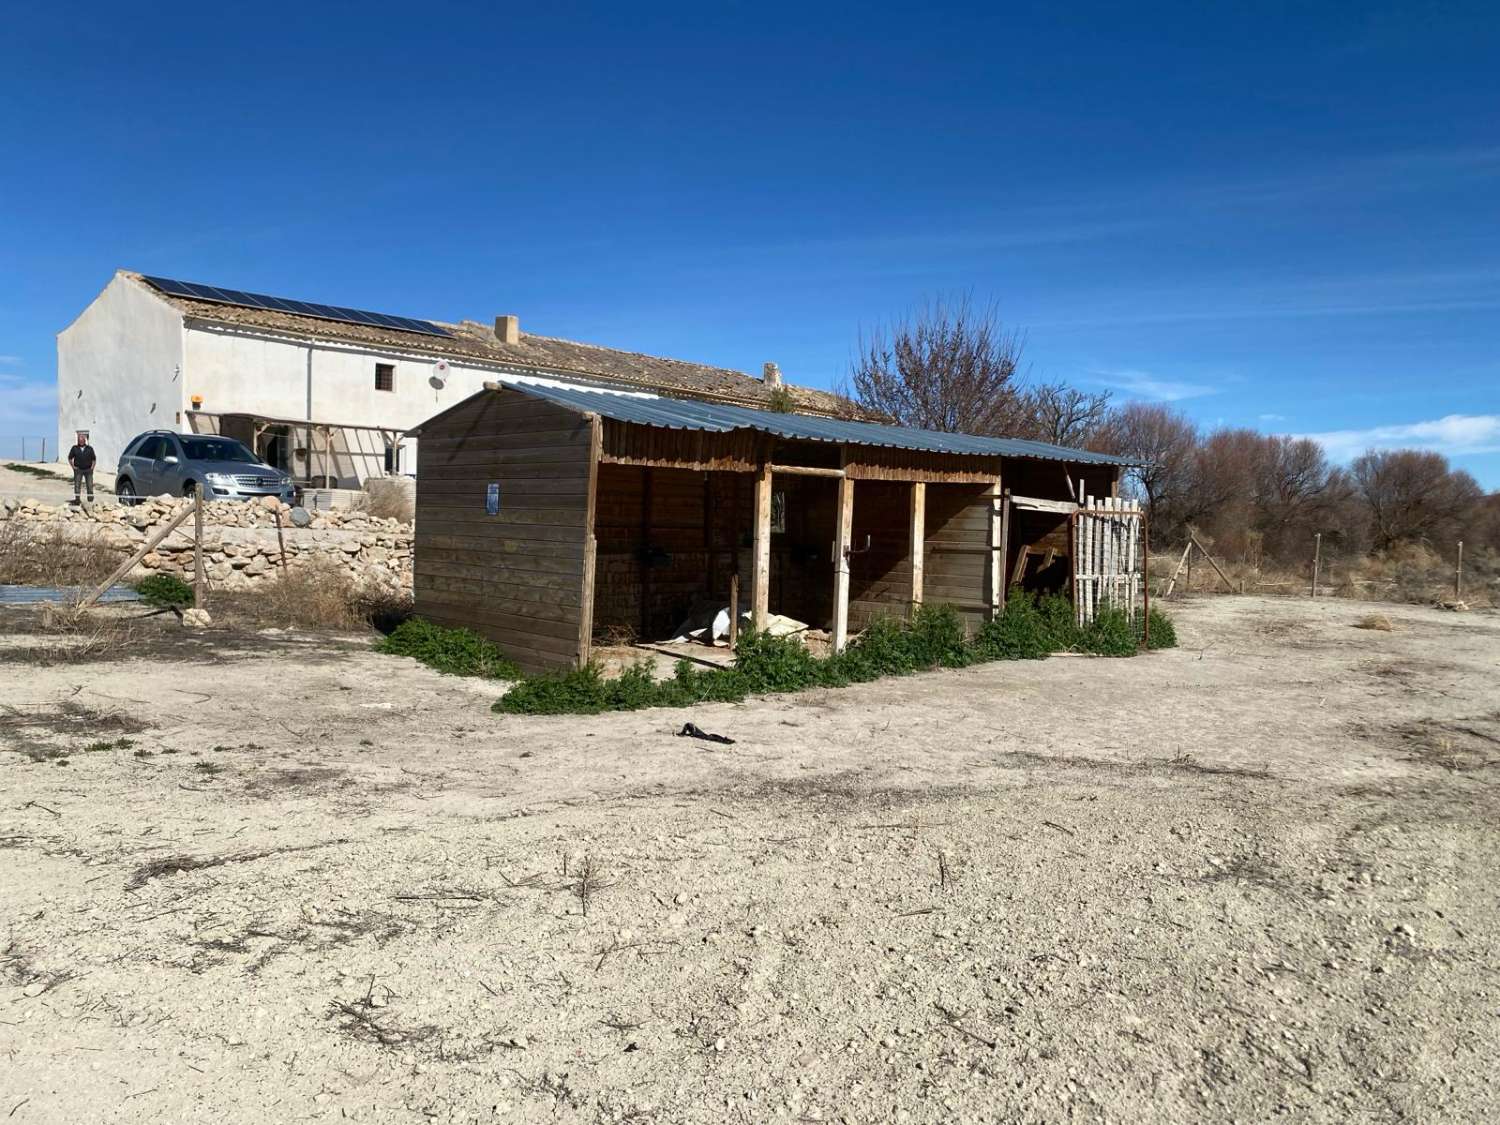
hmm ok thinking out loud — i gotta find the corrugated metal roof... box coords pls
[506,382,1132,466]
[0,585,142,606]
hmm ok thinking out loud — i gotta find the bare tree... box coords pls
[1094,402,1199,536]
[1015,382,1114,447]
[1351,449,1484,549]
[848,296,1027,433]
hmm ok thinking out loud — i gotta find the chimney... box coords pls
[762,362,783,389]
[494,315,521,344]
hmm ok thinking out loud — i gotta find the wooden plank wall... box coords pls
[590,466,842,640]
[413,390,593,674]
[923,483,995,633]
[848,480,918,629]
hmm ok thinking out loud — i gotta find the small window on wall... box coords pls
[375,363,395,392]
[384,444,399,473]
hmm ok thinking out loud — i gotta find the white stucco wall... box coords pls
[182,324,614,485]
[57,273,185,469]
[57,272,634,488]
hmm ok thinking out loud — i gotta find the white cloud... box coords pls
[1088,368,1219,402]
[1294,413,1500,461]
[1259,412,1286,422]
[0,355,22,365]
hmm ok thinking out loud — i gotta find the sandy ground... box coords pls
[0,462,117,506]
[1,595,1497,1123]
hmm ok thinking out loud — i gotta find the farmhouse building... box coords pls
[410,382,1136,674]
[57,271,847,485]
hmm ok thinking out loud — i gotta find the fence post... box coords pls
[194,489,205,610]
[1456,540,1463,600]
[1311,533,1321,599]
[41,437,47,463]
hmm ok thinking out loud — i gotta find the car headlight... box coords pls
[205,472,235,484]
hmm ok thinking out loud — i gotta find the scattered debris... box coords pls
[676,722,735,745]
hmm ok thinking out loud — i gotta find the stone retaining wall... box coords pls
[0,495,413,593]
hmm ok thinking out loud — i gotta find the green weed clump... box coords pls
[476,595,1179,716]
[1146,606,1177,649]
[375,618,521,679]
[135,573,194,608]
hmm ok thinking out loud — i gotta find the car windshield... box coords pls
[180,437,262,464]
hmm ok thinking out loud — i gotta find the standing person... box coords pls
[68,430,97,505]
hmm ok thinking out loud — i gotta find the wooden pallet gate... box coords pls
[1071,488,1145,628]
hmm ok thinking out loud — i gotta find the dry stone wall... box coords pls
[0,495,413,593]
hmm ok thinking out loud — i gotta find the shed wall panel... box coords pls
[413,388,592,674]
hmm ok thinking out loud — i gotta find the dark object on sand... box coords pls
[677,722,735,745]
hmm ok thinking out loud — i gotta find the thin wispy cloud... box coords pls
[1088,368,1219,402]
[0,374,56,435]
[0,355,22,365]
[1294,413,1500,461]
[1258,412,1286,422]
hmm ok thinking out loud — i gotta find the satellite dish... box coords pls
[429,359,450,389]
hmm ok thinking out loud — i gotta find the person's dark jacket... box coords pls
[68,443,97,472]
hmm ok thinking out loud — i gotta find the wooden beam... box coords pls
[751,462,772,631]
[832,475,855,651]
[577,415,602,667]
[998,488,1011,612]
[908,481,925,614]
[988,479,1004,619]
[1010,495,1078,514]
[80,502,197,609]
[767,463,844,478]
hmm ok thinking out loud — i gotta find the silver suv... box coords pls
[116,431,295,505]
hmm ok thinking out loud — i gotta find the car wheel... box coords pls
[116,478,136,505]
[183,480,197,498]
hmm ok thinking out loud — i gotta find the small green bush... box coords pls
[135,574,194,608]
[375,618,521,679]
[1079,607,1138,657]
[1146,606,1178,649]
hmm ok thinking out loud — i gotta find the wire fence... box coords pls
[0,436,53,462]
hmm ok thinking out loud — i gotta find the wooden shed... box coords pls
[410,381,1132,674]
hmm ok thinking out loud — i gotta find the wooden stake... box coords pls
[728,573,740,649]
[831,475,854,652]
[998,488,1011,614]
[1456,540,1463,600]
[1189,535,1237,593]
[751,463,772,631]
[274,508,289,571]
[1311,532,1322,599]
[908,481,925,615]
[80,502,197,609]
[193,488,205,610]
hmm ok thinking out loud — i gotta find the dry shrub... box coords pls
[214,557,411,632]
[359,478,415,523]
[1355,613,1393,631]
[0,520,119,586]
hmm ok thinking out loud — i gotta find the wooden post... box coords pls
[80,502,197,609]
[274,508,289,571]
[577,415,602,668]
[193,488,205,610]
[639,467,653,640]
[832,475,854,652]
[1312,532,1322,599]
[1456,540,1463,600]
[988,479,1003,620]
[751,463,772,631]
[908,482,925,616]
[998,488,1011,614]
[728,573,740,650]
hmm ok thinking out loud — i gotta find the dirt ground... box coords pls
[2,595,1497,1124]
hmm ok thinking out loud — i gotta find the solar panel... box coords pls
[139,275,453,338]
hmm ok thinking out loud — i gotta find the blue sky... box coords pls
[2,1,1497,482]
